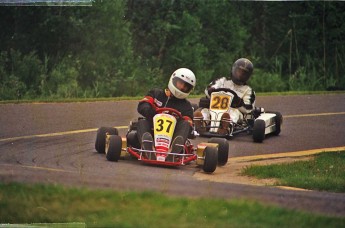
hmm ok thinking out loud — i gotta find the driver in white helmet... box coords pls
[137,68,196,152]
[194,58,256,134]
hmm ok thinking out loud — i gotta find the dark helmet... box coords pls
[231,58,253,85]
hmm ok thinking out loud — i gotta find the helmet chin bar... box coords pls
[231,77,245,85]
[168,83,189,99]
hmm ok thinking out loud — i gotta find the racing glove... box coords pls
[252,107,265,118]
[138,102,156,119]
[231,94,244,108]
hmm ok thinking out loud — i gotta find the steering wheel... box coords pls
[155,107,183,119]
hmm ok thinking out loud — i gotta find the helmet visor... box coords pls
[232,68,250,85]
[172,77,193,93]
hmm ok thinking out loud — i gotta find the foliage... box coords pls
[0,1,344,100]
[249,69,287,93]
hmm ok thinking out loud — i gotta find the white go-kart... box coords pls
[194,90,282,142]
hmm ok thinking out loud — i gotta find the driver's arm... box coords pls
[181,103,194,126]
[204,77,225,98]
[183,116,193,127]
[239,88,256,114]
[137,90,157,119]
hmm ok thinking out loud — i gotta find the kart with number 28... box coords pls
[194,90,283,142]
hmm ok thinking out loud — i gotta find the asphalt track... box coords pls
[0,94,345,217]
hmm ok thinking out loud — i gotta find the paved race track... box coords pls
[0,94,345,217]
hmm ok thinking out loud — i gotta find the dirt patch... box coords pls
[194,156,313,186]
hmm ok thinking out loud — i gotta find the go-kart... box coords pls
[194,90,282,142]
[95,107,229,173]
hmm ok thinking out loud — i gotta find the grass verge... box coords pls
[242,151,345,193]
[0,182,344,227]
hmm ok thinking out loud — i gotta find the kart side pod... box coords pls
[256,113,277,134]
[196,142,219,166]
[253,112,281,143]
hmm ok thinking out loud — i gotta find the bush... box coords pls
[249,69,287,92]
[41,57,80,98]
[0,50,44,100]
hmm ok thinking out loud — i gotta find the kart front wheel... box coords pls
[209,138,229,166]
[203,146,218,173]
[106,135,122,162]
[253,119,265,143]
[95,127,119,153]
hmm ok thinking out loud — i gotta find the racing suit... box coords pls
[204,77,256,123]
[137,88,193,151]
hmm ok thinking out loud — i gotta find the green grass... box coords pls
[0,182,344,227]
[242,151,345,193]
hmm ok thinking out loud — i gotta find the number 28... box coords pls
[211,96,230,109]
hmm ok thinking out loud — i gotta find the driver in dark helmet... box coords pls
[137,68,196,152]
[194,58,256,134]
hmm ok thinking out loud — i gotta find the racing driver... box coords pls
[137,68,196,153]
[194,58,256,134]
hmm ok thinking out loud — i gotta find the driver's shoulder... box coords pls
[150,88,164,94]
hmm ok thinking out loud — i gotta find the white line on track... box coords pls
[0,126,127,142]
[0,163,75,173]
[284,112,345,118]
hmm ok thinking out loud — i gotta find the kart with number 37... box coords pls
[95,107,230,173]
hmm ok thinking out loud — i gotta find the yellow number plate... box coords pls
[153,114,177,152]
[210,93,232,111]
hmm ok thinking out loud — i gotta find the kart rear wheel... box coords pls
[95,127,118,153]
[209,138,229,166]
[203,146,218,173]
[106,135,122,162]
[253,119,265,143]
[272,111,283,136]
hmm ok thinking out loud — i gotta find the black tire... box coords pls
[253,119,265,143]
[199,97,210,109]
[209,138,229,166]
[106,135,122,162]
[95,127,118,153]
[127,131,141,149]
[272,111,283,136]
[203,146,218,173]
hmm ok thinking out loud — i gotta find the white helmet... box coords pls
[168,68,196,99]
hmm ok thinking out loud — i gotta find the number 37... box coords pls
[156,119,173,133]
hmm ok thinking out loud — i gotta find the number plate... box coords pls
[210,92,232,111]
[153,114,177,152]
